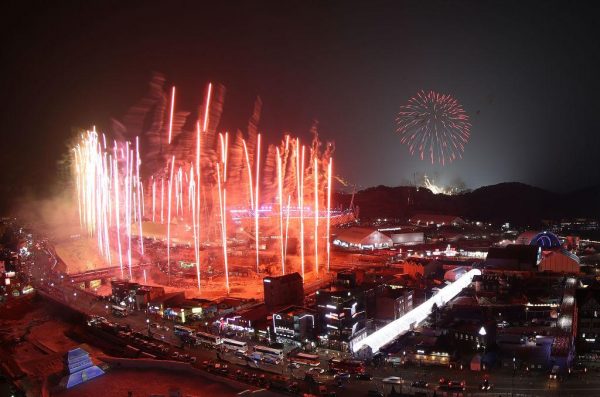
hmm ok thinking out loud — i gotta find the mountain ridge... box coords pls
[334,182,600,226]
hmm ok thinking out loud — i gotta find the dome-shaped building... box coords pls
[515,230,562,249]
[515,231,579,273]
[529,231,562,249]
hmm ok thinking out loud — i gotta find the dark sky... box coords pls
[1,0,599,198]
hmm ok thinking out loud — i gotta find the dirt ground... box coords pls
[52,367,238,397]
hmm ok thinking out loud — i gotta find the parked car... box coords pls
[334,372,351,380]
[480,378,492,391]
[411,380,428,388]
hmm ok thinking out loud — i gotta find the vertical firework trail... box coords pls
[167,155,175,284]
[190,167,200,290]
[217,132,230,294]
[284,194,291,266]
[254,134,261,273]
[126,144,133,279]
[314,157,319,275]
[160,178,164,224]
[135,136,144,255]
[299,145,305,278]
[242,139,254,210]
[326,159,332,272]
[151,176,156,223]
[168,86,175,145]
[112,142,123,277]
[276,148,285,274]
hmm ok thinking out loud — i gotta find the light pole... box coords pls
[479,326,487,354]
[512,356,516,397]
[525,306,529,323]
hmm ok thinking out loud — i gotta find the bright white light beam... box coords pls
[351,268,481,353]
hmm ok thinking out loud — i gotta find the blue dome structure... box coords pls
[529,231,561,249]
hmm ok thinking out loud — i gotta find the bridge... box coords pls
[351,268,481,353]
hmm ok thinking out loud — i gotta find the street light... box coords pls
[512,356,516,397]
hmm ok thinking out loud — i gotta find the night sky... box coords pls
[1,1,599,200]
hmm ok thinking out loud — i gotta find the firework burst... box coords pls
[396,90,471,166]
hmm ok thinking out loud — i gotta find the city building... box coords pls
[576,285,600,353]
[332,227,393,250]
[515,231,562,249]
[148,292,185,316]
[218,303,270,339]
[485,244,540,271]
[272,306,316,345]
[336,269,365,288]
[538,250,580,273]
[388,231,424,246]
[316,287,367,351]
[374,285,414,322]
[134,285,165,310]
[263,272,304,309]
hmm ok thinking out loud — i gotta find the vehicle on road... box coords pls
[438,379,466,391]
[480,378,492,391]
[411,380,428,388]
[290,352,320,367]
[328,358,365,374]
[569,363,588,374]
[174,325,195,337]
[355,373,373,381]
[549,365,560,380]
[196,331,222,348]
[334,372,351,380]
[262,355,281,365]
[254,345,284,359]
[221,338,248,353]
[111,305,129,317]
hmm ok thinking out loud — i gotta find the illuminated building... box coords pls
[219,304,270,337]
[263,272,304,309]
[388,231,424,246]
[316,288,366,351]
[272,306,316,345]
[332,227,393,250]
[111,281,165,310]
